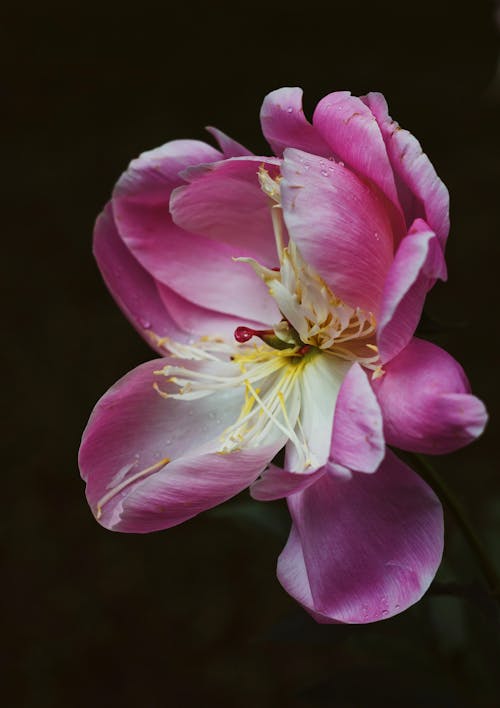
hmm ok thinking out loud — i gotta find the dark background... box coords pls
[4,1,500,706]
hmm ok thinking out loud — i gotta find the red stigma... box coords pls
[234,326,276,344]
[234,326,256,343]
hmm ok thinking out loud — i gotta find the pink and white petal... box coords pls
[157,282,267,340]
[79,357,248,530]
[250,464,325,501]
[330,363,385,473]
[278,450,443,624]
[93,205,188,352]
[116,172,279,323]
[111,139,275,323]
[362,93,450,247]
[281,148,394,314]
[115,443,282,533]
[113,139,221,203]
[374,338,488,454]
[205,126,253,157]
[260,87,332,158]
[288,354,352,472]
[147,230,279,324]
[170,156,281,265]
[312,92,400,211]
[377,218,447,363]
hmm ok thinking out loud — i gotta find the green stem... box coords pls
[407,453,500,602]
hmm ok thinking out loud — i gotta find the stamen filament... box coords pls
[95,457,170,520]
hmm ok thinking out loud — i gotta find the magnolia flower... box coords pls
[80,88,487,623]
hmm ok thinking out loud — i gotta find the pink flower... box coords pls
[80,88,487,623]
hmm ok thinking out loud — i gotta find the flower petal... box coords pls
[79,357,280,531]
[377,218,447,363]
[374,338,488,454]
[156,282,266,340]
[260,87,332,157]
[288,354,352,471]
[110,139,275,324]
[170,156,281,265]
[250,464,325,501]
[151,231,279,324]
[330,363,385,473]
[115,444,281,533]
[312,92,401,213]
[93,205,188,352]
[113,145,278,324]
[252,355,352,499]
[113,138,221,205]
[361,92,450,248]
[205,126,253,157]
[281,148,394,313]
[277,450,444,623]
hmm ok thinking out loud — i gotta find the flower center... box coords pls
[154,341,317,467]
[234,166,383,373]
[149,165,384,472]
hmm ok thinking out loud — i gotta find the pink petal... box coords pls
[250,464,325,501]
[113,138,221,204]
[146,230,279,324]
[111,138,274,323]
[331,363,385,473]
[312,92,403,224]
[93,205,188,352]
[374,338,488,454]
[377,218,447,363]
[170,156,281,265]
[113,147,279,325]
[361,92,450,248]
[80,358,281,532]
[157,282,266,340]
[205,126,253,157]
[260,87,332,157]
[277,450,444,623]
[281,148,394,313]
[115,445,281,533]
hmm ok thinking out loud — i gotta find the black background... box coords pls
[4,1,500,706]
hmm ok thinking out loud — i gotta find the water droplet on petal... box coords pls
[139,317,151,328]
[320,169,328,176]
[338,161,345,167]
[286,106,293,113]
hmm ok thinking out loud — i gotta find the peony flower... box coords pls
[79,88,487,623]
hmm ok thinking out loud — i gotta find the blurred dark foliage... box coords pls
[3,0,500,705]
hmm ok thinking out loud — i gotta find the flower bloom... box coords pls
[80,88,487,623]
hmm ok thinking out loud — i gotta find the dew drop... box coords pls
[286,106,293,113]
[338,161,345,167]
[139,317,151,328]
[320,169,329,177]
